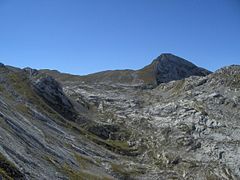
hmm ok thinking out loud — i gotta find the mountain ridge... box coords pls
[40,53,211,86]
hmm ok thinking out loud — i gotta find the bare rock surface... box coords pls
[0,55,239,179]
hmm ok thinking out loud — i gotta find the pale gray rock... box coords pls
[0,55,239,179]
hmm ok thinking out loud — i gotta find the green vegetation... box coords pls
[0,84,4,92]
[193,102,208,116]
[43,155,59,167]
[7,71,39,102]
[69,122,139,156]
[111,163,144,178]
[6,70,70,126]
[74,153,98,169]
[63,164,98,180]
[137,62,156,84]
[106,140,130,151]
[62,164,112,180]
[111,163,130,178]
[87,134,139,156]
[172,79,185,94]
[15,104,30,114]
[213,68,240,89]
[229,74,240,88]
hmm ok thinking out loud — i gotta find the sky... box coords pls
[0,0,240,75]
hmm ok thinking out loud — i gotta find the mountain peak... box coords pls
[41,54,211,86]
[0,62,5,67]
[158,53,175,58]
[140,53,211,85]
[155,53,195,65]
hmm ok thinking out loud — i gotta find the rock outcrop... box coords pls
[32,76,77,120]
[149,53,211,84]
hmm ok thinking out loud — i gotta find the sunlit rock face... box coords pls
[0,55,239,179]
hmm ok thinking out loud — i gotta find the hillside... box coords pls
[0,54,239,179]
[41,53,211,86]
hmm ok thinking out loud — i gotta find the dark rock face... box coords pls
[87,124,119,140]
[152,54,211,84]
[23,67,39,78]
[32,76,76,120]
[0,153,25,179]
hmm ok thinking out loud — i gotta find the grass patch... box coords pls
[106,140,130,150]
[43,155,59,167]
[62,164,112,180]
[66,123,139,156]
[193,102,208,116]
[74,153,98,169]
[111,163,144,178]
[172,79,185,94]
[137,62,156,84]
[86,133,139,156]
[0,85,4,92]
[15,104,30,114]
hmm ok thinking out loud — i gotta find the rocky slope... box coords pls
[0,54,239,179]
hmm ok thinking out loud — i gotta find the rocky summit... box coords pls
[0,54,239,180]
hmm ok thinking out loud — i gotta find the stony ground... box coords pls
[62,65,240,180]
[0,60,239,179]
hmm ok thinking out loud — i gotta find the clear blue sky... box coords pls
[0,0,239,75]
